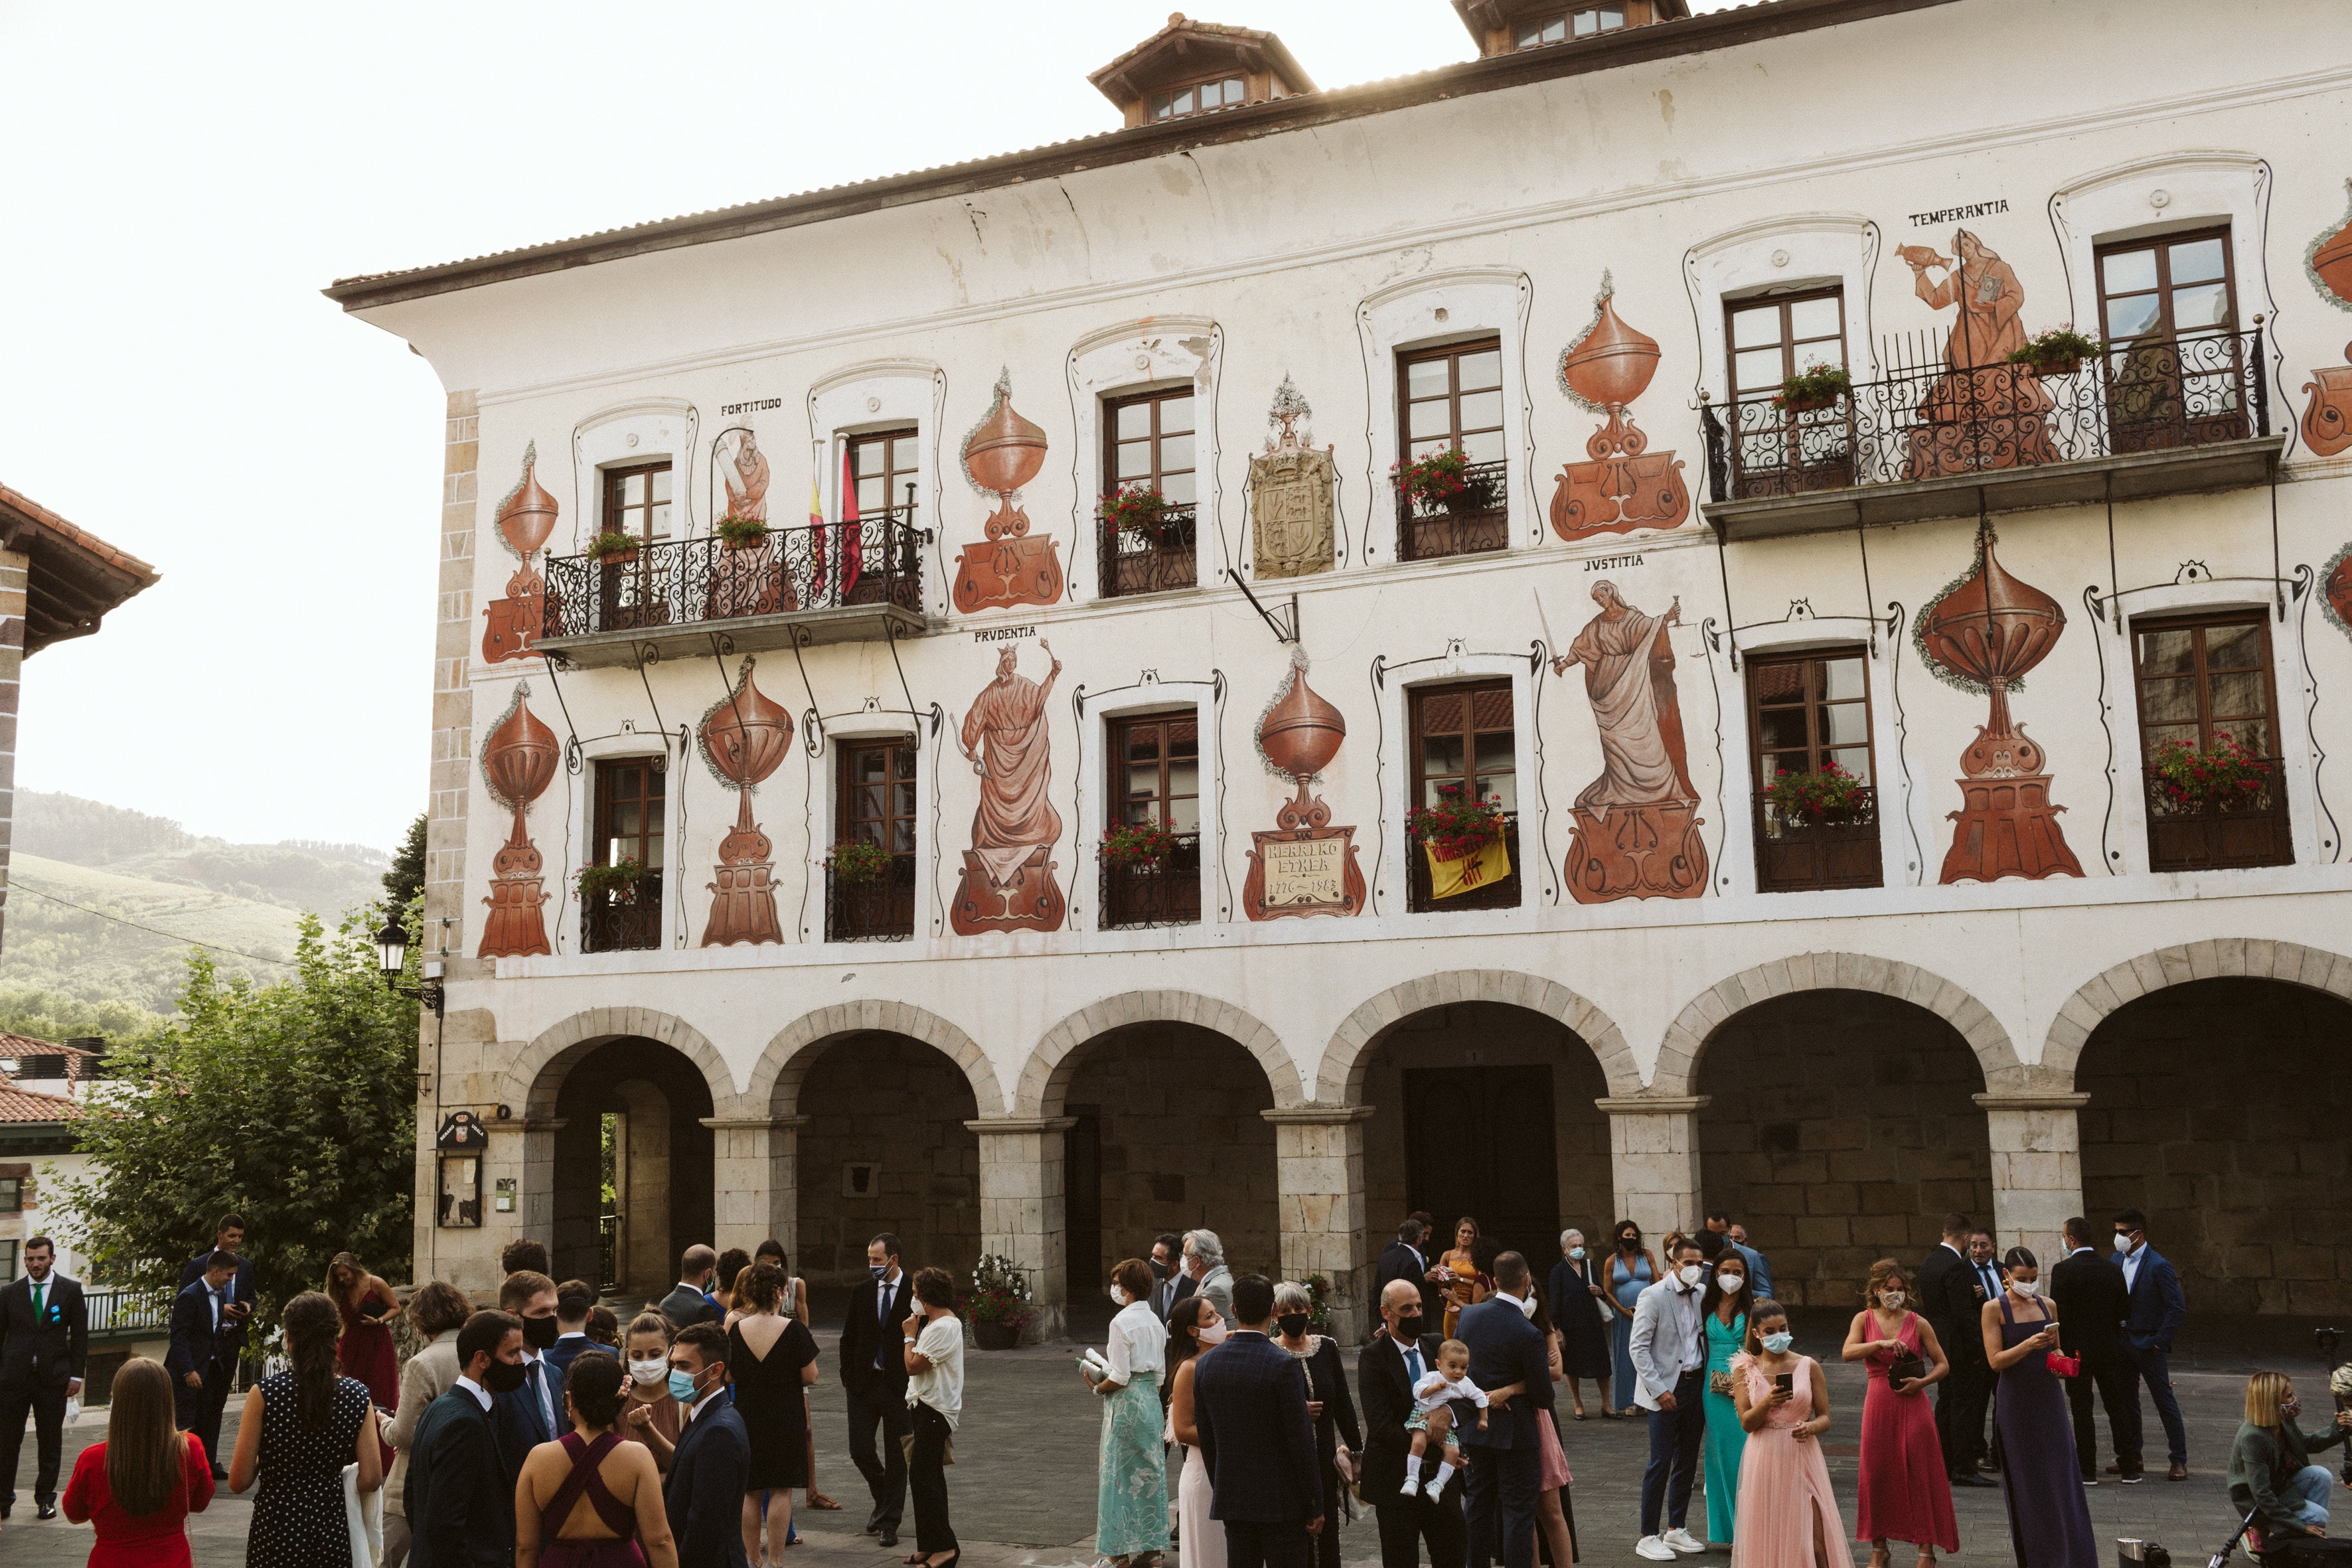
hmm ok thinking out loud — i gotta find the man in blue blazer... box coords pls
[1457,1252,1556,1568]
[667,1321,751,1568]
[2112,1208,2189,1480]
[165,1251,240,1470]
[489,1270,562,1497]
[176,1214,256,1345]
[1194,1273,1322,1568]
[406,1310,524,1568]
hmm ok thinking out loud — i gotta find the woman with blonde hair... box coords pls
[1842,1259,1957,1568]
[2227,1370,2351,1541]
[63,1357,216,1567]
[325,1251,402,1415]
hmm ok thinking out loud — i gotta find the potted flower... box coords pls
[576,858,645,903]
[588,529,641,566]
[1391,447,1498,515]
[2006,325,2104,378]
[1773,361,1852,414]
[2146,731,2270,811]
[1768,760,1866,826]
[825,838,894,887]
[715,514,767,550]
[1099,483,1171,541]
[1099,820,1179,869]
[966,1253,1033,1350]
[1405,783,1507,861]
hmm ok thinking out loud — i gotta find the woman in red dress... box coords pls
[327,1251,401,1412]
[1842,1259,1960,1568]
[63,1357,216,1568]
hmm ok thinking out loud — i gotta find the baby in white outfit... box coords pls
[1403,1339,1490,1499]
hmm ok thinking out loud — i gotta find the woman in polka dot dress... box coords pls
[227,1291,381,1568]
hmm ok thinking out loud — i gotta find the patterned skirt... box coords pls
[1095,1373,1170,1557]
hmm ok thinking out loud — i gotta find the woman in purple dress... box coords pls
[1981,1249,2096,1568]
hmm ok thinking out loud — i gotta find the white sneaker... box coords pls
[1663,1529,1708,1554]
[1637,1537,1679,1561]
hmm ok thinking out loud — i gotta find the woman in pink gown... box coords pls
[1730,1300,1853,1568]
[1843,1261,1960,1568]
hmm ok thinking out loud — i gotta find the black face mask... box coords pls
[1150,1258,1171,1279]
[1395,1314,1425,1342]
[1277,1312,1310,1338]
[1618,1235,1640,1250]
[483,1357,528,1393]
[522,1313,561,1350]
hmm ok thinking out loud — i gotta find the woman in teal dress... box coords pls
[1606,1222,1657,1417]
[1701,1245,1757,1546]
[1090,1259,1170,1567]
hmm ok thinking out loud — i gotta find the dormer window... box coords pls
[1456,0,1684,58]
[1089,15,1315,130]
[1150,75,1247,121]
[1515,7,1625,46]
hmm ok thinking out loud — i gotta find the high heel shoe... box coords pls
[928,1550,963,1568]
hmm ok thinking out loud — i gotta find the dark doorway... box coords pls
[1404,1065,1560,1259]
[1065,1107,1103,1293]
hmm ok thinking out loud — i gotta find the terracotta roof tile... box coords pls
[0,483,159,586]
[0,1079,78,1124]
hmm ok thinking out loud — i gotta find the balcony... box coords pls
[1395,459,1510,562]
[581,868,663,953]
[1405,813,1522,913]
[539,509,927,667]
[1752,788,1883,894]
[1699,327,2283,542]
[1099,831,1202,929]
[1098,506,1199,598]
[2146,760,2294,873]
[825,854,918,942]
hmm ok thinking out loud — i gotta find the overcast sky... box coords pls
[0,0,1737,850]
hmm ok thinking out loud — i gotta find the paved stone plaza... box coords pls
[10,1320,2331,1568]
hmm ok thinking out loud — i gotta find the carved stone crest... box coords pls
[1247,377,1336,580]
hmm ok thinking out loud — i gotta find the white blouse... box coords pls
[1105,1298,1169,1383]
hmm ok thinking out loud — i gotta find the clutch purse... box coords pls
[1885,1350,1926,1388]
[2045,1352,2080,1379]
[1708,1371,1735,1397]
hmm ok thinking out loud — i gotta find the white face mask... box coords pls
[1717,1273,1745,1294]
[2112,1233,2133,1254]
[1677,1263,1705,1288]
[1878,1290,1907,1310]
[627,1356,668,1385]
[2009,1277,2039,1297]
[1514,1292,1537,1319]
[1195,1320,1228,1347]
[1110,1285,1131,1306]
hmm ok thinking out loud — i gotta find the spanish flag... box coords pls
[1425,835,1512,900]
[838,445,864,597]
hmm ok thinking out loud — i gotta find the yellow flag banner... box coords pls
[1425,834,1511,900]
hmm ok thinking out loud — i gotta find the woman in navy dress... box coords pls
[1982,1248,2096,1568]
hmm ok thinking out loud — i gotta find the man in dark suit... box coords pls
[406,1310,524,1568]
[839,1231,915,1546]
[490,1269,560,1497]
[1149,1233,1185,1321]
[1358,1277,1467,1568]
[1375,1218,1446,1327]
[165,1251,240,1472]
[544,1279,597,1387]
[668,1321,752,1568]
[2051,1216,2141,1484]
[1194,1273,1323,1568]
[176,1214,255,1476]
[2112,1207,2189,1481]
[662,1245,725,1332]
[0,1235,86,1520]
[1918,1212,1994,1488]
[1457,1251,1554,1568]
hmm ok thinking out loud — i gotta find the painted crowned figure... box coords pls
[950,641,1066,931]
[1552,580,1707,900]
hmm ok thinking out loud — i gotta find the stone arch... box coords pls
[510,1008,742,1120]
[1317,971,1640,1104]
[1017,991,1301,1119]
[2043,939,2352,1088]
[747,999,1004,1119]
[1655,953,2025,1097]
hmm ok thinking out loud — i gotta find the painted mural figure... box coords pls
[1901,230,2061,478]
[709,430,789,619]
[722,430,772,523]
[949,641,1066,933]
[1552,582,1707,902]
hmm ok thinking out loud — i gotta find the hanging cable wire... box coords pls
[9,879,294,967]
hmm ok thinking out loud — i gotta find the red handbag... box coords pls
[2045,1352,2080,1379]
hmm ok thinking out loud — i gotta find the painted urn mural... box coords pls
[1919,528,2084,883]
[483,443,558,663]
[952,372,1063,612]
[2301,181,2352,457]
[1551,582,1708,901]
[477,682,560,957]
[1551,284,1689,541]
[1243,648,1363,919]
[698,656,793,946]
[949,641,1065,933]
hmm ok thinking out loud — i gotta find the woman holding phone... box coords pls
[1982,1249,2096,1568]
[1843,1260,1958,1568]
[1731,1299,1851,1568]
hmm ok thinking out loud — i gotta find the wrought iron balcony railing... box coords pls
[85,1288,171,1340]
[1752,787,1883,894]
[2145,759,2294,873]
[1701,327,2268,503]
[1098,507,1199,598]
[1394,460,1510,562]
[1099,831,1203,929]
[597,1213,621,1292]
[1405,813,1522,913]
[543,508,925,639]
[825,854,919,942]
[581,868,664,954]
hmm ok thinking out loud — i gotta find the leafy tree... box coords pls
[382,811,429,912]
[57,912,419,1324]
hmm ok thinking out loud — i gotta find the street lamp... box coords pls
[375,915,446,1016]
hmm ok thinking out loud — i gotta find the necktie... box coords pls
[528,1360,550,1434]
[30,1281,44,1321]
[1403,1342,1423,1384]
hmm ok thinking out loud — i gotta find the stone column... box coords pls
[1599,1096,1710,1236]
[1974,1093,2089,1261]
[1264,1105,1377,1344]
[460,1116,561,1299]
[707,1115,803,1259]
[968,1117,1073,1342]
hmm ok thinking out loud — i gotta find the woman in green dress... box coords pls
[1087,1257,1170,1568]
[1701,1244,1757,1547]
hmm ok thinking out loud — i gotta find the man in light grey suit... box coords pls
[1629,1235,1710,1559]
[1183,1229,1236,1328]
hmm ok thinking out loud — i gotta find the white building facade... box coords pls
[337,0,2352,1338]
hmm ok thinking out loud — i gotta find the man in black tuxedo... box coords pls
[668,1321,752,1568]
[0,1235,85,1520]
[1149,1233,1185,1321]
[490,1269,561,1498]
[1374,1217,1445,1326]
[166,1251,240,1472]
[1917,1212,1994,1488]
[406,1310,524,1568]
[1194,1273,1323,1568]
[839,1231,915,1546]
[176,1214,255,1476]
[661,1245,725,1332]
[544,1279,597,1387]
[2050,1215,2140,1483]
[1358,1277,1467,1568]
[1458,1251,1555,1568]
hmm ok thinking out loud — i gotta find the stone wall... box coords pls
[1697,990,1992,1306]
[2078,977,2351,1317]
[796,1034,980,1288]
[549,1038,715,1294]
